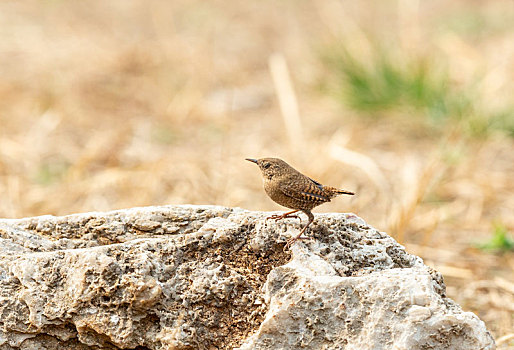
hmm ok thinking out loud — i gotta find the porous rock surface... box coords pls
[0,205,495,350]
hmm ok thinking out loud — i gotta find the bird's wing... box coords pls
[279,179,331,204]
[308,177,324,189]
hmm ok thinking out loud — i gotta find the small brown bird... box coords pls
[246,157,354,249]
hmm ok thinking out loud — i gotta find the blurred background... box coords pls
[0,0,513,346]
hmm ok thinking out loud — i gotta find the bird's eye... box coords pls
[263,163,271,169]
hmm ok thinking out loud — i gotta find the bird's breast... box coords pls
[263,178,281,200]
[263,178,294,209]
[264,179,303,209]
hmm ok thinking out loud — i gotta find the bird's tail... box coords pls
[336,189,355,195]
[327,187,355,196]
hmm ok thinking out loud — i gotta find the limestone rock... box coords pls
[0,205,495,349]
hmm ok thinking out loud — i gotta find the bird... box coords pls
[246,157,354,249]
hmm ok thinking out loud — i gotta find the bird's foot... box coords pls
[266,213,302,223]
[283,235,312,251]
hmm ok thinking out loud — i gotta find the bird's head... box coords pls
[245,157,291,179]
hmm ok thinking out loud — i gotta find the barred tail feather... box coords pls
[324,186,355,196]
[335,188,355,195]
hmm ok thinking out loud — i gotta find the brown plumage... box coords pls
[246,157,354,249]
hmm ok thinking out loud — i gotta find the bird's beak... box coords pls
[245,158,258,164]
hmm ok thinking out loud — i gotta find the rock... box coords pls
[0,205,495,350]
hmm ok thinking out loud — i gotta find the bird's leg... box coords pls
[266,210,301,223]
[284,210,314,250]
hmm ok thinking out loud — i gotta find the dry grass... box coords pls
[0,0,513,346]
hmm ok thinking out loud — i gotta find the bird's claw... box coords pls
[266,214,302,223]
[283,235,312,251]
